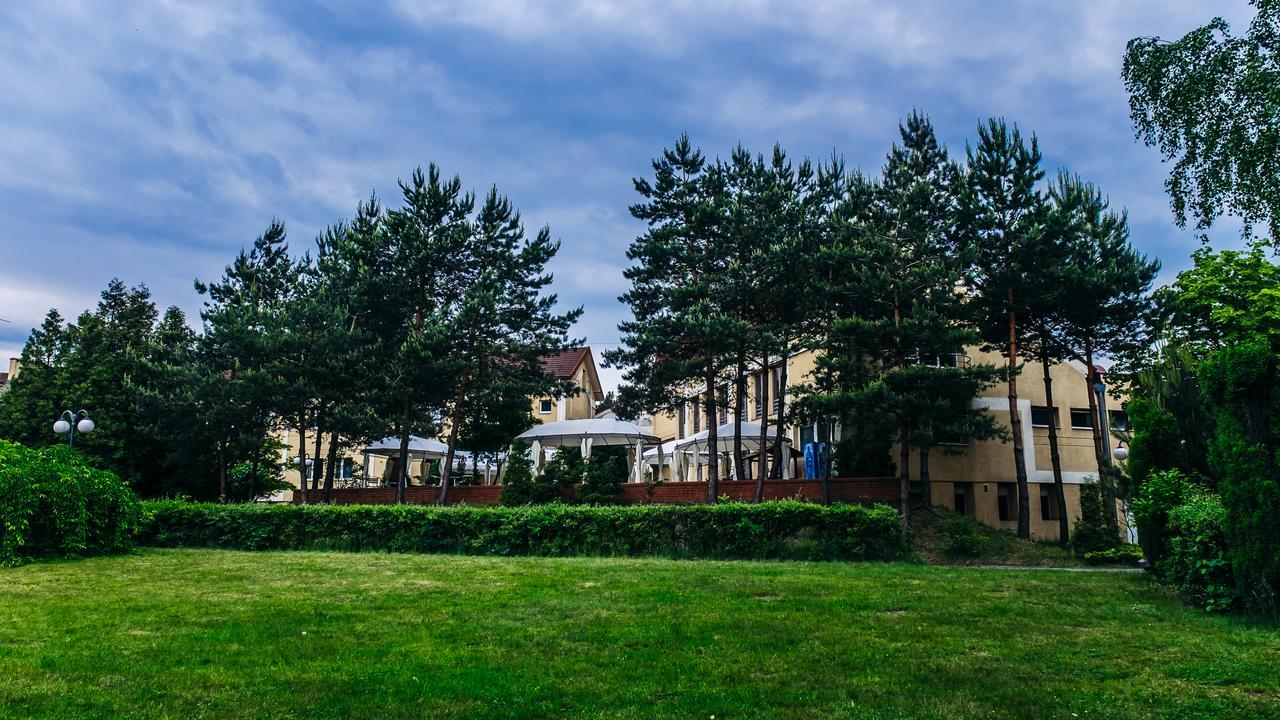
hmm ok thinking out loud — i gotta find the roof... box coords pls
[540,347,591,379]
[539,347,605,402]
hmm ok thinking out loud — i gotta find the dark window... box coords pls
[677,405,686,439]
[954,483,972,516]
[772,366,782,413]
[997,483,1014,521]
[1040,485,1060,521]
[693,400,701,433]
[718,384,729,425]
[341,458,353,480]
[1030,405,1058,428]
[1109,410,1130,431]
[539,398,553,414]
[1070,408,1095,429]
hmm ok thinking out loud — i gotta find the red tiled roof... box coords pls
[540,347,590,380]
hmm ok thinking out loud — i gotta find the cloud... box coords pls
[0,0,1264,391]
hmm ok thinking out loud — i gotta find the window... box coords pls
[953,482,973,516]
[538,398,553,414]
[1040,485,1060,521]
[771,366,783,413]
[1030,405,1059,428]
[341,458,353,480]
[677,405,686,439]
[718,384,729,425]
[1070,408,1095,429]
[1109,410,1130,431]
[997,483,1014,521]
[692,400,701,433]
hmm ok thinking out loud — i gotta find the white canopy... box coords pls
[516,416,660,447]
[516,414,660,482]
[362,435,449,459]
[673,421,790,454]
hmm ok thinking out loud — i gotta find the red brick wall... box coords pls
[293,478,895,506]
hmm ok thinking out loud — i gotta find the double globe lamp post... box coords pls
[53,409,95,447]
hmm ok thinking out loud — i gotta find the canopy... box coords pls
[516,416,660,448]
[516,414,660,482]
[672,421,790,454]
[362,436,449,459]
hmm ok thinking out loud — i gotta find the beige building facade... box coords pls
[649,347,1126,543]
[278,347,605,497]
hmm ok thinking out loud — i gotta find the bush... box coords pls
[1132,469,1193,567]
[1071,482,1120,555]
[499,446,563,506]
[1163,490,1237,612]
[139,500,911,561]
[939,515,985,559]
[1082,545,1144,566]
[0,440,142,565]
[578,446,627,505]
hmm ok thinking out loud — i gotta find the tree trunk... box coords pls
[396,398,412,504]
[821,422,833,505]
[1084,341,1118,532]
[704,372,719,504]
[733,359,746,488]
[439,375,470,506]
[755,355,770,501]
[311,417,324,493]
[919,446,932,509]
[898,419,911,522]
[771,355,789,479]
[217,436,228,503]
[1007,296,1031,540]
[1041,346,1070,548]
[322,432,338,504]
[297,419,309,505]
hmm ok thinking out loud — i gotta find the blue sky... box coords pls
[0,1,1257,390]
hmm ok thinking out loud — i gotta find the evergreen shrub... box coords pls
[139,500,910,561]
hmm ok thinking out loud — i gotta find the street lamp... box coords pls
[1114,441,1128,462]
[53,409,94,447]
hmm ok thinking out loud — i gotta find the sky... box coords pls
[0,1,1259,391]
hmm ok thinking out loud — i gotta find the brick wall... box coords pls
[292,478,895,506]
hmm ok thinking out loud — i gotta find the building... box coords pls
[648,347,1127,543]
[279,347,604,496]
[0,358,18,392]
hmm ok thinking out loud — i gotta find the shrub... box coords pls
[1071,482,1121,555]
[1082,545,1144,566]
[939,515,985,559]
[500,446,562,506]
[1132,469,1193,567]
[1163,490,1237,612]
[0,440,142,566]
[138,500,910,561]
[578,446,626,505]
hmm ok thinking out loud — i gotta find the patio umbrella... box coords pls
[516,415,661,482]
[672,421,794,480]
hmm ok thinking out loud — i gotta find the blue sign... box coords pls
[804,443,816,479]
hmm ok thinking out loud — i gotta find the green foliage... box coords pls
[1082,545,1144,566]
[578,446,627,505]
[499,446,562,506]
[138,500,910,561]
[1125,397,1191,494]
[939,515,985,559]
[1132,469,1196,567]
[0,440,141,565]
[1071,482,1121,555]
[1123,0,1280,240]
[1164,491,1238,612]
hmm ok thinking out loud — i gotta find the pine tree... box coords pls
[958,118,1047,539]
[609,135,741,502]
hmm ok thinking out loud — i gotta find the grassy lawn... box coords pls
[2,550,1277,719]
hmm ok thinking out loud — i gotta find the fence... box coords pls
[289,478,897,506]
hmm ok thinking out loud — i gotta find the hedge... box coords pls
[0,440,142,566]
[139,500,910,561]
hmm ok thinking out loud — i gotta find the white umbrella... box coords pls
[672,421,794,480]
[516,415,661,482]
[362,435,449,458]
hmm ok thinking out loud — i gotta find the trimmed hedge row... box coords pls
[139,500,910,561]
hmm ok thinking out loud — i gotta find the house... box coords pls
[0,358,18,393]
[648,347,1128,543]
[278,347,604,496]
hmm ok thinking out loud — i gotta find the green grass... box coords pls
[2,550,1277,719]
